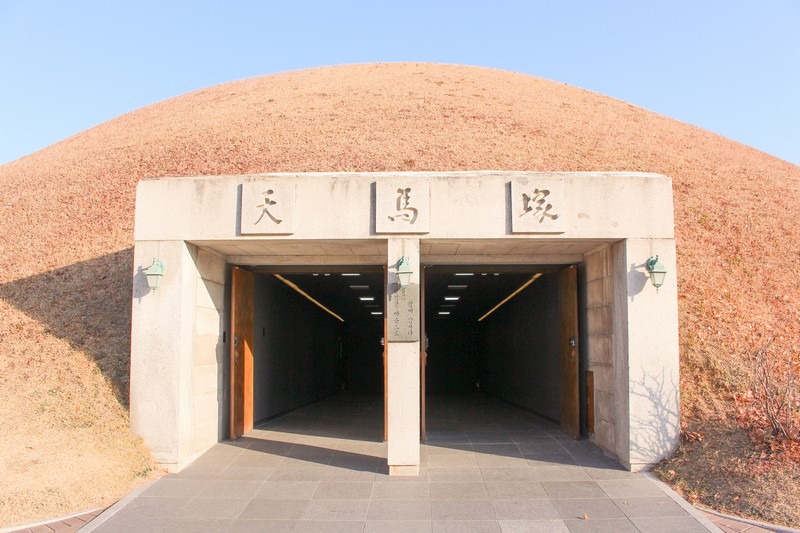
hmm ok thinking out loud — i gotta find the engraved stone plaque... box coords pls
[240,182,295,235]
[375,181,430,234]
[510,178,566,234]
[386,283,419,342]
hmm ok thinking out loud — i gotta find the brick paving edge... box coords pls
[642,472,799,533]
[0,508,104,533]
[642,471,722,532]
[77,479,157,532]
[695,505,800,533]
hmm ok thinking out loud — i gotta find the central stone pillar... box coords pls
[386,238,421,475]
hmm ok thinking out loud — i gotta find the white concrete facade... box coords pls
[130,171,680,473]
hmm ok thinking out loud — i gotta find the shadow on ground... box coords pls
[0,248,134,406]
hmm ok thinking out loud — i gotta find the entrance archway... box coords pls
[130,171,680,473]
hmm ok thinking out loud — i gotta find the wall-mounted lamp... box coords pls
[397,256,413,292]
[645,256,667,291]
[145,258,166,292]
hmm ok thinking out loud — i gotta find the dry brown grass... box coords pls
[1,63,799,527]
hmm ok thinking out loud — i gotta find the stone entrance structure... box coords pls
[130,171,679,474]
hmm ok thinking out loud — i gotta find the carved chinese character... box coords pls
[388,187,419,224]
[520,189,559,223]
[255,189,283,225]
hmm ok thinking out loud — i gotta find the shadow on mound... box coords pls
[0,248,134,406]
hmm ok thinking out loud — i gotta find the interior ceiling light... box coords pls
[349,285,370,290]
[478,273,542,322]
[438,311,451,315]
[341,273,360,276]
[444,296,460,301]
[359,296,375,301]
[447,285,467,289]
[455,272,474,276]
[274,274,344,323]
[371,311,383,315]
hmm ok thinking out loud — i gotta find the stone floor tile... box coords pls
[485,481,547,499]
[229,453,286,468]
[498,520,571,532]
[476,455,530,468]
[427,453,480,468]
[425,431,471,444]
[302,499,370,521]
[541,481,605,499]
[364,519,433,532]
[517,441,570,454]
[138,478,205,499]
[79,395,713,533]
[160,517,233,531]
[563,517,639,532]
[313,481,373,499]
[551,498,626,520]
[581,466,639,480]
[612,497,689,518]
[255,480,318,499]
[630,515,712,532]
[321,467,378,481]
[217,465,275,480]
[468,432,513,444]
[227,519,299,532]
[523,453,578,468]
[473,444,523,457]
[293,520,366,533]
[432,520,501,532]
[175,496,250,520]
[508,432,552,443]
[428,467,484,482]
[367,499,432,520]
[430,481,490,500]
[492,499,561,520]
[431,500,496,520]
[480,468,537,481]
[528,466,592,482]
[596,478,665,498]
[425,443,475,454]
[195,479,265,499]
[89,515,166,532]
[269,466,330,481]
[371,481,431,499]
[239,498,309,520]
[245,440,295,455]
[108,496,185,519]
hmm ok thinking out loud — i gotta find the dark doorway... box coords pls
[236,267,386,434]
[422,265,581,438]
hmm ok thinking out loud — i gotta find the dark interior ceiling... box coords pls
[257,265,560,324]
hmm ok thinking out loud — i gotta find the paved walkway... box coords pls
[82,394,719,532]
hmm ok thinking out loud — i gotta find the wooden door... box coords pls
[230,266,254,440]
[559,265,580,439]
[420,265,427,443]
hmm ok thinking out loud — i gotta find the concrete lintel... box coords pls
[226,255,386,266]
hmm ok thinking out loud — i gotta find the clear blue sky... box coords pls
[1,1,798,166]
